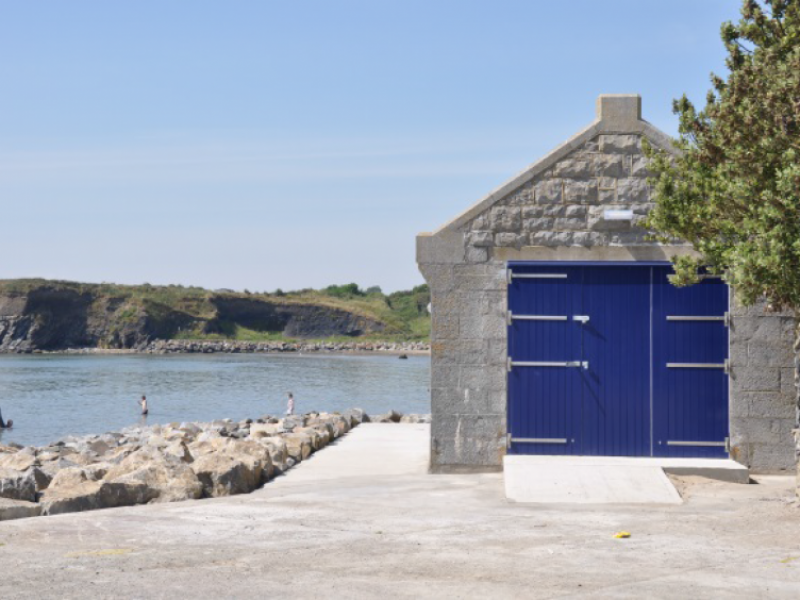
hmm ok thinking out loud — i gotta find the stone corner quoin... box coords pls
[416,94,796,474]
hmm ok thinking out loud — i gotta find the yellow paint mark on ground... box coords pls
[613,531,631,539]
[66,548,134,558]
[780,556,799,564]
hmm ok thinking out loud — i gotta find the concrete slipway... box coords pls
[1,424,799,599]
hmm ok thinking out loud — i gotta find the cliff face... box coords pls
[0,285,385,352]
[207,297,383,338]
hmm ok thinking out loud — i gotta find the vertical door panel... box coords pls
[653,269,729,458]
[507,266,582,455]
[581,266,652,456]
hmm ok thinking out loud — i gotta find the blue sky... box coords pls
[0,1,738,292]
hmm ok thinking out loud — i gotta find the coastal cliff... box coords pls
[0,280,429,353]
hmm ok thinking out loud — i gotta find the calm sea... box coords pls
[0,353,431,448]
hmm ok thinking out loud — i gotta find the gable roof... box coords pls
[426,94,677,236]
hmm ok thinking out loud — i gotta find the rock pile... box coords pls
[0,410,431,521]
[145,340,430,354]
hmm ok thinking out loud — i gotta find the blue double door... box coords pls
[507,263,729,458]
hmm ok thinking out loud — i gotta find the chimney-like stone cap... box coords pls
[596,94,642,129]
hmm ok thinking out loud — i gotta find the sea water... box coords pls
[0,353,430,447]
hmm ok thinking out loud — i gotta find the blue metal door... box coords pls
[581,266,651,456]
[652,269,729,457]
[507,263,729,458]
[507,265,583,455]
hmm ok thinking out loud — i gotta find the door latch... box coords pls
[573,315,590,324]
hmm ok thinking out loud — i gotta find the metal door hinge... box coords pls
[724,312,731,327]
[506,433,512,449]
[573,315,590,324]
[724,358,731,375]
[725,437,731,453]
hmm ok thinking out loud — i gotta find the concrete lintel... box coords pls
[493,245,700,262]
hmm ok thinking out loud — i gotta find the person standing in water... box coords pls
[139,395,149,416]
[0,406,12,428]
[286,392,294,416]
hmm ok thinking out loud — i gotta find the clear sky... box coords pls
[0,0,738,292]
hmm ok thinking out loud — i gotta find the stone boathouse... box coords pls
[417,95,795,474]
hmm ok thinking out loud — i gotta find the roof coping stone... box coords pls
[596,94,642,130]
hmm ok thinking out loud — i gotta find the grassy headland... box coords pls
[0,279,431,345]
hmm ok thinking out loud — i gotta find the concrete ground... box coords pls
[1,424,799,599]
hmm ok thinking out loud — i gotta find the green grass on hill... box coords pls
[0,279,431,342]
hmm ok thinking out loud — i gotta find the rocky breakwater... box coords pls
[0,410,431,521]
[139,339,430,354]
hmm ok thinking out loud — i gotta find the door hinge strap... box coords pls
[507,311,568,323]
[509,360,588,369]
[666,316,725,322]
[667,440,727,447]
[666,363,725,369]
[509,437,568,444]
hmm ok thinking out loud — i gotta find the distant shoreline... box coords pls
[0,339,431,357]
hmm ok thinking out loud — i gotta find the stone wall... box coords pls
[462,133,661,261]
[729,299,797,471]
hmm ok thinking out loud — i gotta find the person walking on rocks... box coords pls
[286,392,294,416]
[139,395,149,416]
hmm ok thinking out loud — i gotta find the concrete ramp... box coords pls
[504,455,749,504]
[504,456,684,504]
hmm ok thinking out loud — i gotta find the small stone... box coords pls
[467,232,494,248]
[494,233,520,247]
[564,181,598,204]
[599,134,641,154]
[489,207,521,231]
[534,180,562,204]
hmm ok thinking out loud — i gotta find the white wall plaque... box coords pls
[603,209,633,221]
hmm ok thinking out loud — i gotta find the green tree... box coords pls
[645,0,800,431]
[646,0,800,309]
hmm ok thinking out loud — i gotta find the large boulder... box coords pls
[189,440,271,497]
[40,480,157,515]
[187,437,230,459]
[226,439,274,482]
[249,423,284,438]
[283,433,313,461]
[191,453,260,497]
[68,452,103,466]
[178,422,202,436]
[0,498,42,521]
[257,438,288,472]
[104,448,203,503]
[164,441,193,463]
[400,414,423,424]
[0,451,37,472]
[282,415,305,430]
[48,464,109,489]
[0,468,37,502]
[343,408,366,426]
[105,444,141,465]
[37,456,79,478]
